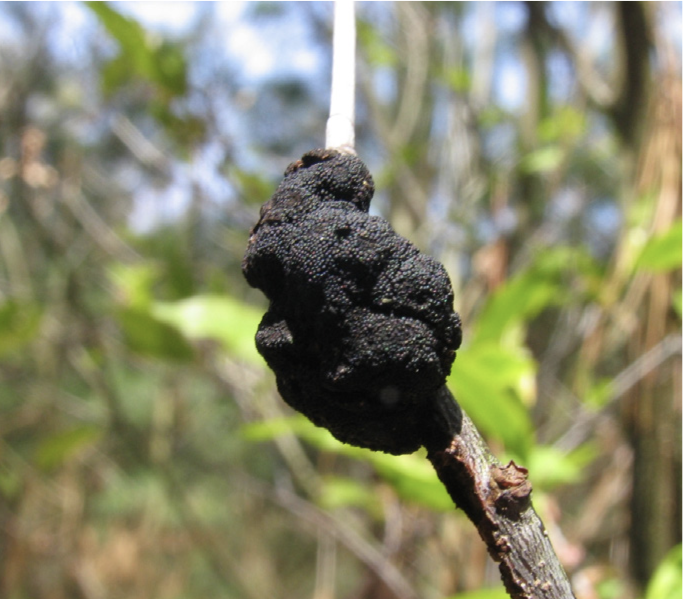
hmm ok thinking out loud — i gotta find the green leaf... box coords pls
[86,2,188,97]
[0,301,43,357]
[108,263,159,308]
[526,443,597,490]
[448,343,537,457]
[86,2,153,88]
[319,476,379,511]
[637,220,682,272]
[673,289,682,319]
[644,544,682,599]
[34,426,102,472]
[461,343,536,404]
[357,20,398,67]
[117,307,194,362]
[230,168,276,204]
[445,67,471,93]
[368,451,454,511]
[520,146,564,174]
[444,587,507,599]
[595,577,627,599]
[242,417,454,511]
[152,295,263,364]
[0,461,22,499]
[153,41,188,96]
[473,270,559,344]
[86,2,147,52]
[241,417,304,442]
[584,377,614,409]
[243,416,348,452]
[100,53,133,95]
[150,101,205,149]
[538,107,586,143]
[448,353,534,458]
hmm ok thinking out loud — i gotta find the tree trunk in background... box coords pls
[628,345,682,585]
[626,66,682,586]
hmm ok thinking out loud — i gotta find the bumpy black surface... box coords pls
[242,149,462,454]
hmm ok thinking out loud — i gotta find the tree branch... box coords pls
[425,388,576,599]
[243,149,577,598]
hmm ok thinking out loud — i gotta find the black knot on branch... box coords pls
[242,149,462,454]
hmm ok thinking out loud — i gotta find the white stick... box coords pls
[326,0,356,154]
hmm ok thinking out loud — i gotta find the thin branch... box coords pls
[61,187,140,262]
[111,114,173,174]
[426,389,577,599]
[326,0,356,153]
[243,473,419,599]
[556,333,682,452]
[388,2,429,149]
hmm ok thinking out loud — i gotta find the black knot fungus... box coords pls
[242,149,462,454]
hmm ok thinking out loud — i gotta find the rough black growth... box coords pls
[242,149,462,454]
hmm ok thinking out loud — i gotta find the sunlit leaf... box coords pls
[357,20,398,67]
[117,307,194,361]
[152,295,263,364]
[526,443,597,490]
[86,2,153,90]
[448,339,537,456]
[637,220,682,272]
[319,476,379,511]
[86,2,188,96]
[520,146,564,174]
[245,416,353,453]
[86,2,148,54]
[448,355,534,458]
[473,271,560,344]
[367,451,454,511]
[34,426,102,471]
[644,544,682,599]
[460,343,537,405]
[243,417,454,511]
[445,67,471,93]
[444,587,508,599]
[241,417,305,442]
[0,301,43,357]
[584,377,614,409]
[538,107,586,143]
[673,289,682,319]
[595,577,628,599]
[109,263,159,308]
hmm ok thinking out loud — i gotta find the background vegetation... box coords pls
[0,2,680,599]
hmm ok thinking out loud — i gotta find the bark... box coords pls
[612,1,652,149]
[425,388,576,599]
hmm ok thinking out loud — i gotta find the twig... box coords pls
[326,0,356,153]
[426,388,577,599]
[242,473,419,599]
[250,4,578,594]
[555,333,682,452]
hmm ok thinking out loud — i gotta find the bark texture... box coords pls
[426,395,576,599]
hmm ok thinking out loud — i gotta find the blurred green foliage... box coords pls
[0,3,679,599]
[644,545,683,599]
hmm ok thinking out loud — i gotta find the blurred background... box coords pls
[0,2,680,599]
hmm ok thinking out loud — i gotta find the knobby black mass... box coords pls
[242,149,462,454]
